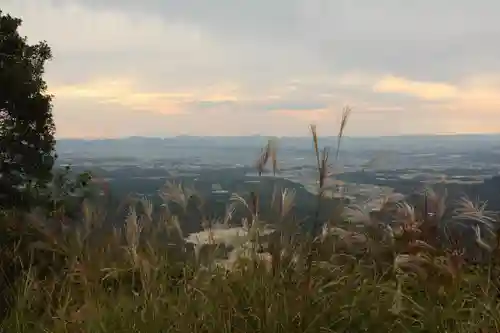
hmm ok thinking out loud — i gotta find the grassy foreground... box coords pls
[2,118,500,332]
[2,192,500,333]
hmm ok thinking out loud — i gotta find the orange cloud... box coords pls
[435,115,500,135]
[49,73,500,138]
[50,78,240,115]
[272,108,331,122]
[373,75,458,100]
[373,74,500,117]
[452,85,500,114]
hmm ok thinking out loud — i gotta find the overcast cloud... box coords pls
[3,0,500,137]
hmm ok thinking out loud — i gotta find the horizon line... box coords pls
[56,132,500,141]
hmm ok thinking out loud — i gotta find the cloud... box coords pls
[2,0,500,137]
[373,76,459,101]
[72,0,500,80]
[272,109,331,123]
[51,78,239,115]
[373,75,500,115]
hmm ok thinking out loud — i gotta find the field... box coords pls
[2,122,500,332]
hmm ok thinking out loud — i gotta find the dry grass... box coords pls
[2,108,500,332]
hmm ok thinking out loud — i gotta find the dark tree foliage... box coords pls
[0,11,56,210]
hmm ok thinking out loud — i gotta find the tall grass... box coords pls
[1,109,500,332]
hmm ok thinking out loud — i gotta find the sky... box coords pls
[3,0,500,138]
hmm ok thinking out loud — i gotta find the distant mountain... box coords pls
[56,134,500,156]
